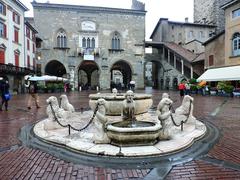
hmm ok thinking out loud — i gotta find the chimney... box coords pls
[202,18,206,24]
[185,17,189,23]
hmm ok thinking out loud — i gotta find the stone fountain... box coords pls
[33,90,207,157]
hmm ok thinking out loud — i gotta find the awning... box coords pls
[197,66,240,82]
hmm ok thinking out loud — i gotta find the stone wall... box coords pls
[194,0,231,32]
[205,33,225,69]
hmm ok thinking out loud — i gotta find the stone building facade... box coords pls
[203,0,240,70]
[198,0,240,84]
[203,32,225,69]
[194,0,231,32]
[0,0,35,93]
[145,18,215,90]
[150,18,216,53]
[32,1,146,90]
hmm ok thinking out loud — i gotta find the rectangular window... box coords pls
[26,27,30,38]
[232,8,240,19]
[0,49,5,64]
[14,29,19,43]
[33,58,35,70]
[32,33,35,41]
[188,31,194,38]
[0,2,6,15]
[27,39,30,50]
[199,31,205,39]
[13,12,20,24]
[27,55,30,68]
[233,39,238,50]
[209,55,214,66]
[0,22,6,38]
[15,53,19,67]
[33,43,35,53]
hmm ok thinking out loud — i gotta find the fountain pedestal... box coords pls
[107,121,161,146]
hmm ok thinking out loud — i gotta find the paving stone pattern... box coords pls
[0,90,240,179]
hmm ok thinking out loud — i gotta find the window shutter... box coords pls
[15,54,19,67]
[27,39,30,50]
[209,55,214,66]
[14,30,19,43]
[3,4,6,15]
[0,50,5,64]
[27,55,30,68]
[18,15,20,24]
[3,24,7,38]
[12,12,15,21]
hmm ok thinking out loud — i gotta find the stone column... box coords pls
[162,47,165,60]
[69,66,75,91]
[181,59,184,75]
[168,49,170,63]
[174,54,176,68]
[191,66,193,79]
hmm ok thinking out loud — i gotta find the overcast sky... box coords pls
[20,0,194,40]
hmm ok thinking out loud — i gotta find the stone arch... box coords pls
[144,59,164,89]
[45,60,67,77]
[78,60,100,90]
[165,77,170,90]
[110,60,132,89]
[172,77,178,90]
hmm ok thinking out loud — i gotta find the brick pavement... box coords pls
[0,90,239,179]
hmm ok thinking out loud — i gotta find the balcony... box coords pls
[77,47,100,56]
[0,63,34,75]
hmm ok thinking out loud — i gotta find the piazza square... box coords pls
[0,0,240,179]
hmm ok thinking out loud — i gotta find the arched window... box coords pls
[87,38,90,48]
[232,33,240,56]
[57,30,67,48]
[82,37,86,48]
[91,38,95,48]
[112,32,121,50]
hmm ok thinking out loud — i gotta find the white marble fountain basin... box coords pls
[33,112,207,157]
[89,93,153,115]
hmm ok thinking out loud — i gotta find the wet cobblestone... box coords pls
[0,90,239,179]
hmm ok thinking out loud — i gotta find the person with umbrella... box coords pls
[25,76,40,109]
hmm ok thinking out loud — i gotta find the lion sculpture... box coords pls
[174,95,196,126]
[44,96,69,130]
[59,94,75,113]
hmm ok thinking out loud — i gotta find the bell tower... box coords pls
[194,0,231,32]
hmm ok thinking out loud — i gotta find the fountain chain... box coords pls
[49,101,99,135]
[168,100,192,131]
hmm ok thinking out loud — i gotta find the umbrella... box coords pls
[25,75,68,82]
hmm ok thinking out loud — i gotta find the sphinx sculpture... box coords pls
[157,93,174,140]
[93,98,110,144]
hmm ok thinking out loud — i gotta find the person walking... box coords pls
[178,82,186,97]
[0,80,10,111]
[185,82,191,95]
[27,80,40,109]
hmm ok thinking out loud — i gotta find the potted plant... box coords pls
[190,84,198,94]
